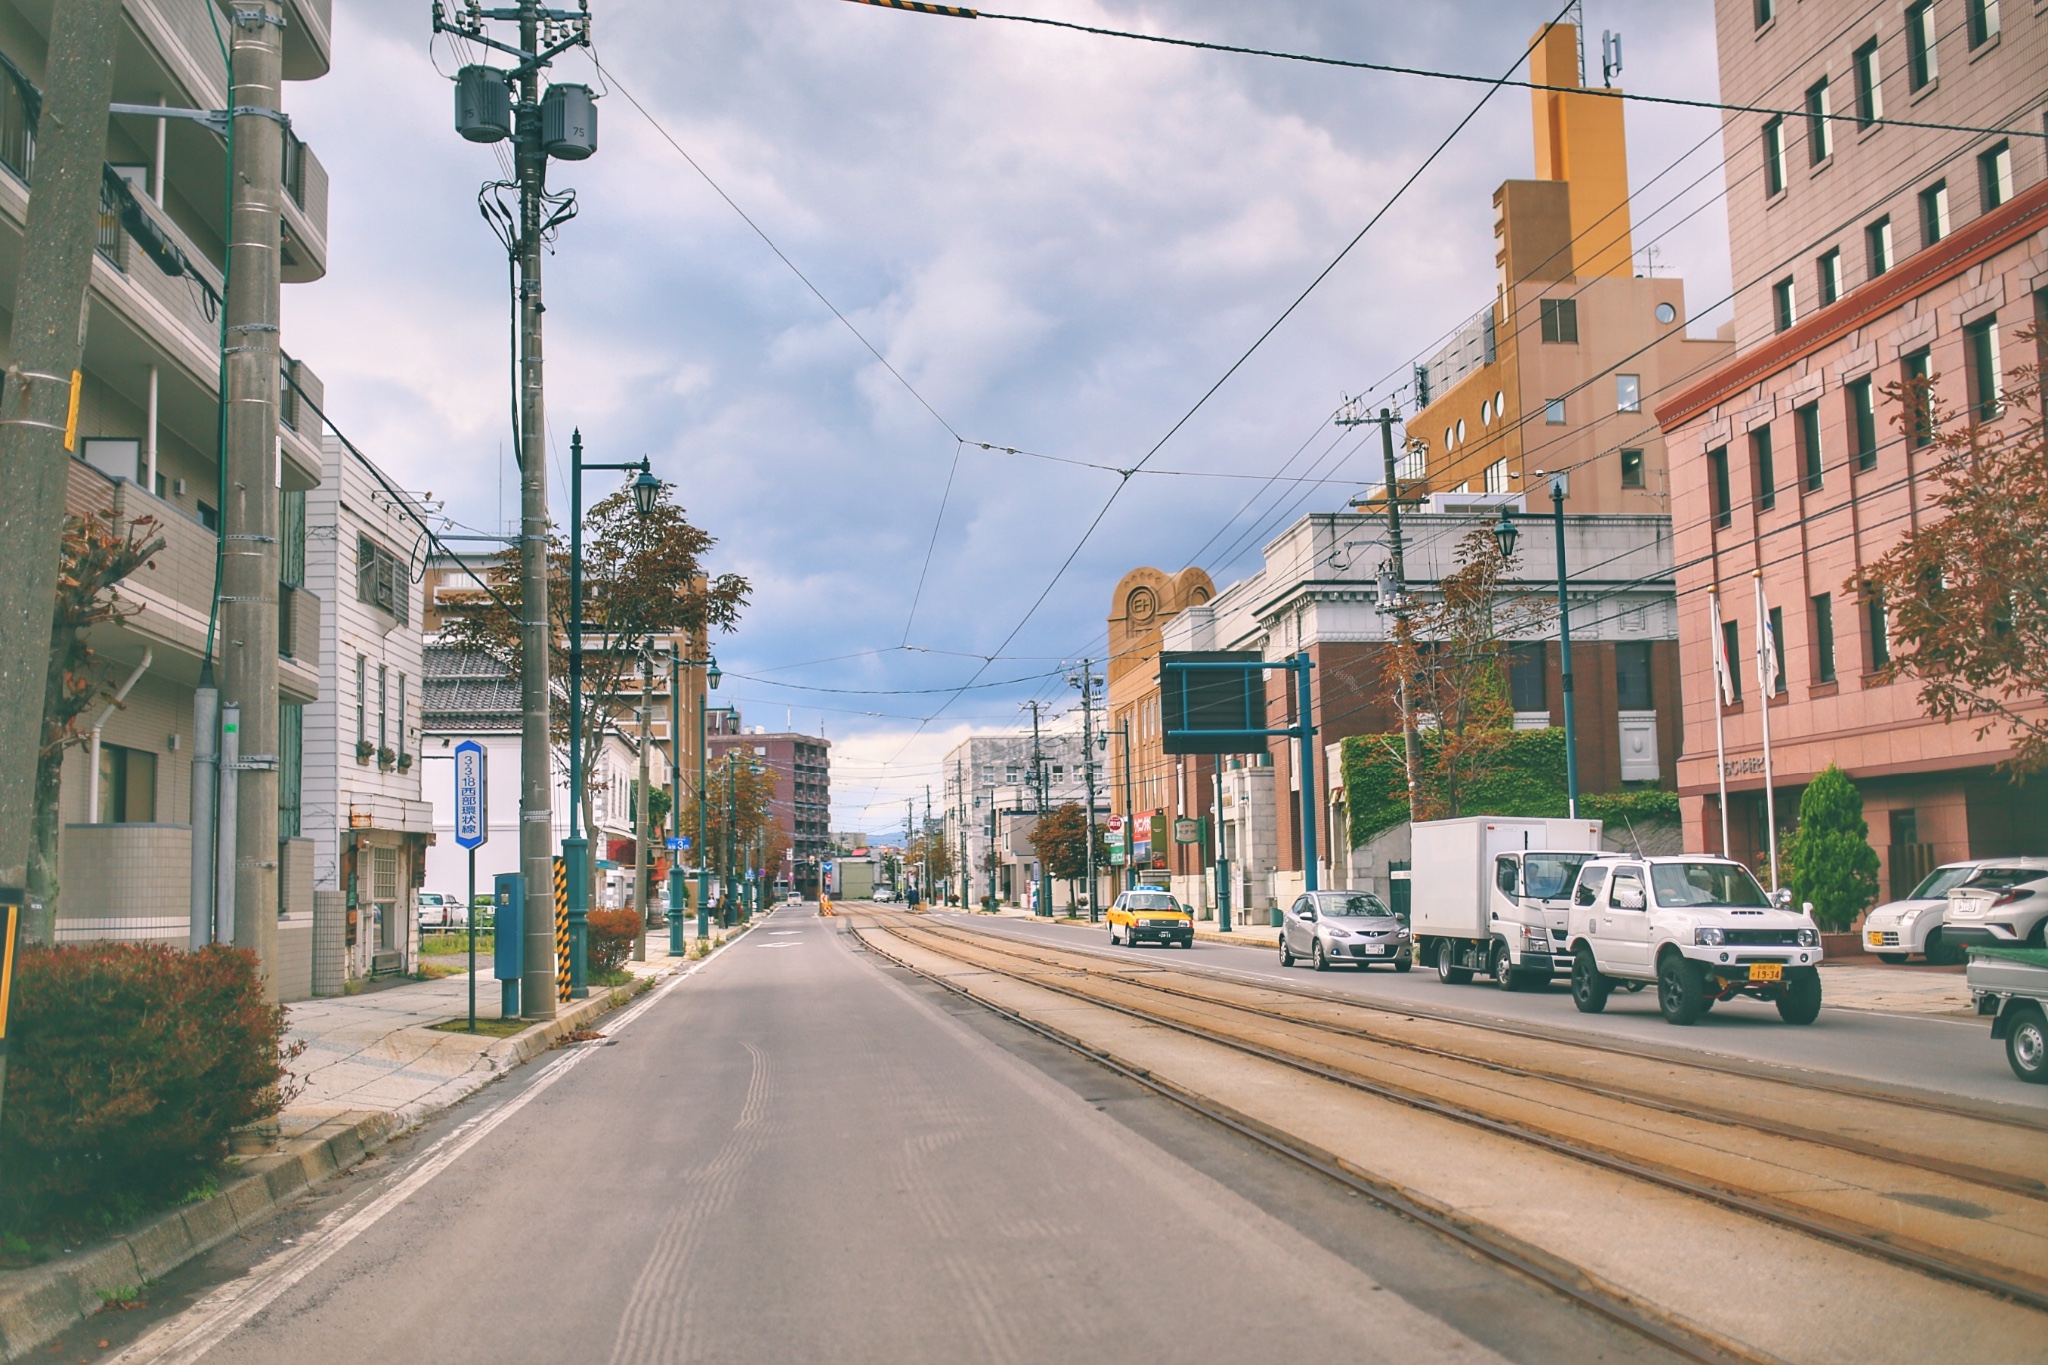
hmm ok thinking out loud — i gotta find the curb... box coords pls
[0,973,661,1362]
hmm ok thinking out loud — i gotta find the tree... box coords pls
[1782,764,1880,932]
[27,512,164,938]
[438,484,748,896]
[1386,527,1553,821]
[1029,803,1108,907]
[908,825,953,888]
[1859,338,2048,775]
[680,751,779,908]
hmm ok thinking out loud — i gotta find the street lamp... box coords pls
[1532,471,1581,817]
[1491,505,1520,561]
[565,432,660,998]
[671,651,719,952]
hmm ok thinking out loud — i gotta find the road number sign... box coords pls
[454,741,487,849]
[667,837,684,851]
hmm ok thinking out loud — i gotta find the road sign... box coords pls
[666,837,684,851]
[1174,817,1203,844]
[454,741,487,849]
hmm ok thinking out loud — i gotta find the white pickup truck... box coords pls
[1410,817,1604,990]
[1565,855,1825,1025]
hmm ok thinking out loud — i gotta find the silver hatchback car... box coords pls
[1280,890,1413,971]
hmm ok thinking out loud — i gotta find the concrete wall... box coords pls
[56,823,190,943]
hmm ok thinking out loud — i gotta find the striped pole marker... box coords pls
[553,857,571,1002]
[838,0,978,16]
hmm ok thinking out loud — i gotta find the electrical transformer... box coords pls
[455,65,511,143]
[542,83,598,161]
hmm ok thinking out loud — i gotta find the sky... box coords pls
[285,0,1730,839]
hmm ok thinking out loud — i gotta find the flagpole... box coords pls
[1709,586,1731,858]
[1753,571,1780,892]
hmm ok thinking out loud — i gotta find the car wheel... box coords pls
[1314,941,1331,972]
[1280,937,1295,968]
[1875,953,1908,965]
[1436,941,1474,985]
[1571,948,1610,1014]
[1923,928,1960,966]
[2031,921,2047,949]
[1776,967,1823,1025]
[1393,953,1413,973]
[2006,1003,2048,1084]
[1491,941,1519,991]
[1657,954,1708,1025]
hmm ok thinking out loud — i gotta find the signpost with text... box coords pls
[454,741,487,1032]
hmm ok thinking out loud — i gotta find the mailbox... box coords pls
[493,874,523,979]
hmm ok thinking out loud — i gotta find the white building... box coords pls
[942,731,1108,909]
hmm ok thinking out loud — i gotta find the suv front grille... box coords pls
[1725,929,1801,946]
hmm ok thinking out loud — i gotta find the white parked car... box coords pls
[1940,861,2048,952]
[1860,859,2044,964]
[1565,856,1824,1025]
[417,892,464,930]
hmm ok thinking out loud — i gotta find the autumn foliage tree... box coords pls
[1859,334,2048,775]
[680,751,782,910]
[28,512,165,939]
[1029,802,1108,908]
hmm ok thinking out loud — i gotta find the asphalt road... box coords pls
[87,906,1685,1365]
[934,912,2047,1113]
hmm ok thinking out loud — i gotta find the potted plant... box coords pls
[377,746,396,771]
[355,739,375,765]
[397,752,414,774]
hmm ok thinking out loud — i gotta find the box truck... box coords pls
[1410,817,1603,990]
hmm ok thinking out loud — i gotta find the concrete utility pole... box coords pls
[1074,661,1100,920]
[219,0,288,996]
[1024,700,1051,915]
[0,0,126,943]
[633,645,652,959]
[1371,407,1423,820]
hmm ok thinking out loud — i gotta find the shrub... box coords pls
[1783,764,1881,931]
[0,943,298,1237]
[587,910,643,973]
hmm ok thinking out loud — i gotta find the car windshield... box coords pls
[1316,893,1392,918]
[1523,854,1593,900]
[1127,894,1180,912]
[1907,866,1976,899]
[1960,867,2042,893]
[419,894,443,905]
[1649,861,1772,908]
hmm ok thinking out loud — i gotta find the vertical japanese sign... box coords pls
[454,741,487,850]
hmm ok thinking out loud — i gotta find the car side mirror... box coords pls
[1615,885,1646,911]
[1299,908,1316,922]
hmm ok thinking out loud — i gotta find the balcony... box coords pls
[280,129,328,282]
[64,458,216,662]
[279,582,321,703]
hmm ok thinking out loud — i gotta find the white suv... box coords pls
[1566,856,1824,1025]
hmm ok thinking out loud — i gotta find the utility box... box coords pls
[493,874,523,979]
[542,83,597,160]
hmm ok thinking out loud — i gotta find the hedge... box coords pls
[587,910,643,973]
[0,943,297,1238]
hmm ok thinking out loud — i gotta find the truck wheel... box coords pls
[1491,941,1519,991]
[1657,954,1708,1025]
[2007,1003,2048,1084]
[1436,941,1474,985]
[1776,967,1822,1025]
[1571,948,1609,1014]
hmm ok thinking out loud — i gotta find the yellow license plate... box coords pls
[1748,963,1784,983]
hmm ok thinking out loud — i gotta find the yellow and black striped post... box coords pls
[553,857,571,1002]
[838,0,978,16]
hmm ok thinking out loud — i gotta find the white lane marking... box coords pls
[755,943,801,949]
[109,959,719,1365]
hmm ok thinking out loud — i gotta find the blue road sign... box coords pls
[666,837,684,851]
[454,741,487,849]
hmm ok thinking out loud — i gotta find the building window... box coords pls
[1902,348,1934,447]
[1772,277,1796,332]
[198,501,219,532]
[1762,117,1786,196]
[1620,448,1645,489]
[1752,425,1776,512]
[1867,588,1891,670]
[1905,1,1938,90]
[1722,620,1743,701]
[1767,607,1787,694]
[1753,0,1774,26]
[1544,397,1566,425]
[396,673,408,761]
[1979,141,2013,211]
[1539,298,1578,344]
[280,702,303,839]
[1848,376,1878,470]
[1964,315,2002,423]
[282,490,306,588]
[377,664,389,755]
[1615,642,1654,711]
[1811,594,1837,684]
[1483,458,1510,494]
[1817,248,1842,305]
[355,655,367,748]
[1866,217,1893,276]
[1967,0,2000,47]
[1797,403,1823,492]
[97,744,157,823]
[1852,39,1882,127]
[1508,643,1547,712]
[356,535,411,624]
[1616,374,1641,412]
[1805,79,1832,163]
[1919,181,1949,248]
[1709,446,1732,528]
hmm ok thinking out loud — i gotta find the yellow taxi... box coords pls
[1108,888,1194,949]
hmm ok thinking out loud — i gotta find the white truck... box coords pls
[1411,817,1604,991]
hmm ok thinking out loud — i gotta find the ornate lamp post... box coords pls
[670,652,718,953]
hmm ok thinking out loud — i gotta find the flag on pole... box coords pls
[1755,590,1780,698]
[1708,588,1736,705]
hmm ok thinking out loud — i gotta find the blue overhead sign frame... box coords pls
[1160,652,1320,893]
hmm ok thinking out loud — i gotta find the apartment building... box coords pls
[942,731,1105,909]
[12,0,332,979]
[707,712,832,895]
[1655,0,2048,895]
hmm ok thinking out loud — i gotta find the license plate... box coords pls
[1748,963,1784,983]
[1866,933,1882,946]
[1361,944,1384,954]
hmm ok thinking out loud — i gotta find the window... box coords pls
[355,655,367,747]
[1797,403,1823,492]
[1620,448,1645,489]
[1811,594,1837,684]
[1848,376,1878,470]
[1817,248,1842,305]
[279,702,303,839]
[1979,141,2013,211]
[1508,643,1547,712]
[1709,446,1732,528]
[1967,0,2000,48]
[1544,397,1566,425]
[1905,1,1938,90]
[1852,39,1883,127]
[1919,181,1949,247]
[1539,298,1578,343]
[1762,117,1786,196]
[1616,374,1641,412]
[356,536,411,624]
[1484,458,1510,494]
[1753,425,1776,511]
[396,673,408,761]
[1867,588,1891,669]
[1753,0,1774,25]
[1902,348,1934,447]
[1866,217,1893,276]
[1964,315,2002,423]
[2037,288,2048,379]
[197,501,219,532]
[1722,621,1743,701]
[1805,79,1832,163]
[282,490,306,588]
[1768,607,1787,694]
[1772,278,1796,332]
[1615,642,1654,711]
[96,744,157,823]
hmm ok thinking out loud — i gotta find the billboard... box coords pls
[1160,651,1268,754]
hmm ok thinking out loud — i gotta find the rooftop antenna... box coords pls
[1601,29,1623,89]
[1565,1,1586,83]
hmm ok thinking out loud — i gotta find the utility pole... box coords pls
[923,784,933,906]
[1340,399,1423,821]
[1117,719,1134,897]
[633,645,652,959]
[905,796,916,905]
[1073,661,1101,921]
[0,0,126,946]
[434,0,595,1018]
[956,757,968,908]
[1024,700,1051,915]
